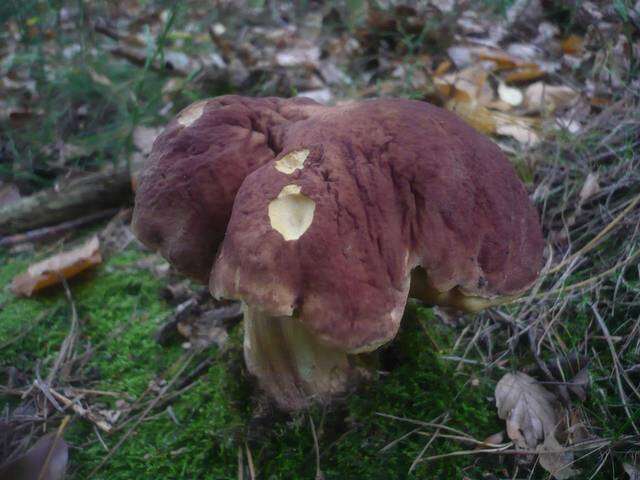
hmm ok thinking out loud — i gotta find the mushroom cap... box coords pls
[211,98,544,353]
[131,95,318,282]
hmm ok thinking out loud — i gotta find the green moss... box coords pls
[1,246,501,479]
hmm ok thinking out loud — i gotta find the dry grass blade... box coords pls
[409,414,449,473]
[309,415,324,480]
[546,193,640,276]
[591,304,640,435]
[46,279,78,385]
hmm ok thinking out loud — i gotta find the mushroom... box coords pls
[133,96,544,410]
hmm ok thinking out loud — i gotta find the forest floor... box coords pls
[1,1,639,479]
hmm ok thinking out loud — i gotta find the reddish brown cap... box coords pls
[211,98,544,352]
[131,95,318,281]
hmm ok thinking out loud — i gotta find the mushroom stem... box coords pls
[242,303,360,410]
[410,267,505,313]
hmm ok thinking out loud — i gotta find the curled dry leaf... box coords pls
[0,432,68,480]
[11,236,102,297]
[495,372,559,449]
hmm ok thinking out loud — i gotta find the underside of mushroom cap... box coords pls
[131,95,320,282]
[211,98,544,353]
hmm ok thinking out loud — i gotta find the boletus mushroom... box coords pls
[133,96,544,410]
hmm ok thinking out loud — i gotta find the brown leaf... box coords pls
[524,82,580,113]
[505,66,545,84]
[477,50,521,70]
[433,59,452,76]
[0,432,68,480]
[495,372,560,449]
[11,236,102,296]
[436,66,493,104]
[561,35,583,55]
[538,435,578,479]
[445,96,496,135]
[493,113,540,147]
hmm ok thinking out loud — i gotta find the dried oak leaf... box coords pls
[495,372,560,449]
[11,236,101,297]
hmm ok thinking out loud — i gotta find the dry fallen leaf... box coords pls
[524,82,580,112]
[275,45,320,68]
[578,172,600,206]
[625,463,640,480]
[493,113,540,147]
[133,125,163,155]
[435,66,493,104]
[0,432,68,480]
[505,66,545,84]
[538,434,578,479]
[561,35,583,55]
[11,236,102,296]
[495,372,559,449]
[498,82,523,106]
[476,431,505,449]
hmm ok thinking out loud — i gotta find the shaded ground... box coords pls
[1,1,639,478]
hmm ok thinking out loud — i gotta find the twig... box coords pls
[0,209,118,247]
[49,388,112,433]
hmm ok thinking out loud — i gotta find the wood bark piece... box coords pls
[0,168,133,236]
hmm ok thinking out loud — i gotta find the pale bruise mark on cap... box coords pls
[177,102,205,127]
[268,185,315,241]
[274,149,310,174]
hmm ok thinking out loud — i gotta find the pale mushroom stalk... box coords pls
[242,305,358,410]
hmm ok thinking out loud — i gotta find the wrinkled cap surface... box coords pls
[132,95,318,282]
[211,98,544,352]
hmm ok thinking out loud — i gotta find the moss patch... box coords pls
[1,245,501,479]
